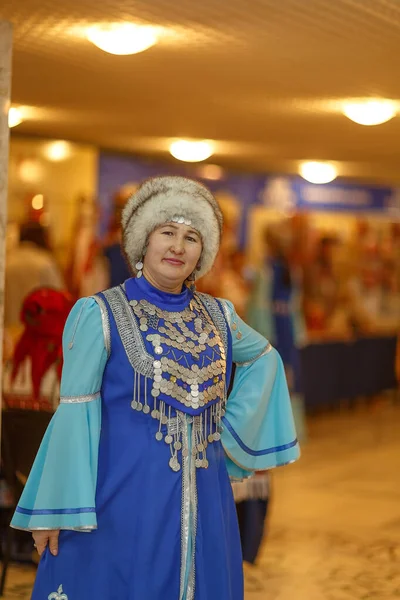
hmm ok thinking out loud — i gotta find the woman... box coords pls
[11,176,299,600]
[239,226,306,568]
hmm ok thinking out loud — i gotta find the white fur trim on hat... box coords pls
[121,176,223,278]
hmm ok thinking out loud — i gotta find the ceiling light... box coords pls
[170,140,214,163]
[44,141,72,162]
[300,161,337,184]
[19,159,44,184]
[343,99,397,126]
[87,23,158,55]
[197,164,224,180]
[8,107,23,128]
[32,194,44,211]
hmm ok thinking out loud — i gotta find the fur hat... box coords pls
[121,176,223,278]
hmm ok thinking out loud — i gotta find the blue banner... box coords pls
[257,175,399,214]
[97,153,400,246]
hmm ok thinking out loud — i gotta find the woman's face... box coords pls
[143,222,203,289]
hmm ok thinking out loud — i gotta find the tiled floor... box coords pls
[3,397,400,599]
[245,397,400,600]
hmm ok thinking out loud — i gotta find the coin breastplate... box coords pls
[99,284,230,472]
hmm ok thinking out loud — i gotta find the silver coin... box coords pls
[174,441,182,451]
[169,457,180,472]
[151,410,158,418]
[143,405,150,414]
[213,432,221,441]
[155,431,163,441]
[151,389,160,398]
[195,459,202,468]
[182,448,189,457]
[154,375,162,383]
[131,400,138,410]
[165,435,173,444]
[208,434,214,443]
[197,443,204,452]
[137,402,143,412]
[140,324,148,332]
[155,346,163,355]
[162,415,168,425]
[203,459,209,469]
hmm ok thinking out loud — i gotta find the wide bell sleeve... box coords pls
[220,299,300,480]
[11,297,108,532]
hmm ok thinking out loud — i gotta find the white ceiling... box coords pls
[3,0,400,183]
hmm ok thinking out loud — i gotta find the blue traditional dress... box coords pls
[11,276,299,600]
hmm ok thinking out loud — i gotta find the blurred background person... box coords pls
[303,235,353,341]
[65,197,108,299]
[102,188,136,288]
[234,222,307,575]
[4,222,64,339]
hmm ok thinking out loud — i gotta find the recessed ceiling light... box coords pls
[44,141,72,162]
[31,194,44,210]
[343,99,397,126]
[87,23,158,55]
[300,161,337,184]
[197,164,224,180]
[170,140,214,163]
[8,107,23,128]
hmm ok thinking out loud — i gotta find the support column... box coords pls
[0,22,13,424]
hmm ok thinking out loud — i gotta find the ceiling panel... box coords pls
[2,0,400,182]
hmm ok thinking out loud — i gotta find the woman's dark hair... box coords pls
[19,222,49,251]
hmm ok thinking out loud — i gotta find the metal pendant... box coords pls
[169,457,181,472]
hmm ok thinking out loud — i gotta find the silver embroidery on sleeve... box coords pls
[102,286,154,377]
[11,525,96,532]
[60,392,101,404]
[93,294,111,356]
[48,585,68,600]
[219,298,232,327]
[67,298,90,350]
[235,343,273,367]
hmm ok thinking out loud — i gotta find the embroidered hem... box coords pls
[60,392,100,404]
[235,343,272,367]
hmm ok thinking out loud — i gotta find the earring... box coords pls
[135,260,144,278]
[186,270,196,292]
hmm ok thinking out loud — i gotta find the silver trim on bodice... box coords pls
[101,286,154,378]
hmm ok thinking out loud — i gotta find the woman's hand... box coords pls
[32,530,60,557]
